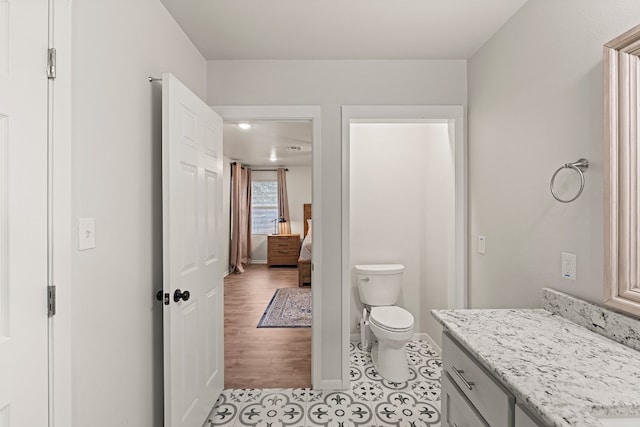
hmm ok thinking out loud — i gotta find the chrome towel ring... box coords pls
[550,158,589,203]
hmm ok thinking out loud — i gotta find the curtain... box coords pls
[277,168,291,234]
[230,163,252,273]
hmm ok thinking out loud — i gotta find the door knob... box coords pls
[156,290,169,305]
[173,289,190,303]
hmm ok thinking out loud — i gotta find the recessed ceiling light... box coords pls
[238,123,252,130]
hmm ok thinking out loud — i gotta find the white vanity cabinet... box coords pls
[441,331,548,426]
[441,370,489,426]
[515,405,545,427]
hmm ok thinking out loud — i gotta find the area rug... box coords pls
[257,288,312,328]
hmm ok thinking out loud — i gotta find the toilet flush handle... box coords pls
[360,277,370,282]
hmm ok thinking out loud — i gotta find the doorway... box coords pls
[222,119,313,388]
[215,106,322,388]
[341,106,467,378]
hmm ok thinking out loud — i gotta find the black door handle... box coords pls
[173,289,190,303]
[156,290,169,305]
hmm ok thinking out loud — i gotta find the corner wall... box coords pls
[467,0,640,309]
[207,59,467,383]
[350,123,453,345]
[71,1,206,425]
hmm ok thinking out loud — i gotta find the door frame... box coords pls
[213,105,322,389]
[341,105,467,383]
[50,0,73,426]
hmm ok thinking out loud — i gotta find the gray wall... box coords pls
[467,0,640,309]
[71,1,206,425]
[207,59,467,382]
[350,123,453,345]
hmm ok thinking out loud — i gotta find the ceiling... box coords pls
[167,0,528,164]
[223,120,313,167]
[160,0,529,60]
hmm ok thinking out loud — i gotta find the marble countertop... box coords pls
[432,308,640,427]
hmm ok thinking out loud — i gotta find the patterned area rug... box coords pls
[257,288,311,328]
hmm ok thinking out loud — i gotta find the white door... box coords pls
[162,73,224,427]
[0,0,50,425]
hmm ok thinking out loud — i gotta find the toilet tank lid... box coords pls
[354,264,405,275]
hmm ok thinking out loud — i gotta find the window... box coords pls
[251,180,278,234]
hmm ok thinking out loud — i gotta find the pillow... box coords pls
[306,219,312,236]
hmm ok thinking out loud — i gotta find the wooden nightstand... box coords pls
[267,234,300,267]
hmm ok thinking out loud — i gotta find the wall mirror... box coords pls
[604,23,640,317]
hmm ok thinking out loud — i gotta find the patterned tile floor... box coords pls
[205,339,442,427]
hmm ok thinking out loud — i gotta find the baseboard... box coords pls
[252,260,267,265]
[313,379,348,391]
[413,333,442,353]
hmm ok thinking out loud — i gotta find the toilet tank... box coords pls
[355,264,405,306]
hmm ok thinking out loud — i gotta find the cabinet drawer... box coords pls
[442,371,489,427]
[270,240,297,250]
[442,333,514,427]
[271,247,298,256]
[269,254,297,263]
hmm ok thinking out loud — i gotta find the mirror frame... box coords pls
[604,23,640,318]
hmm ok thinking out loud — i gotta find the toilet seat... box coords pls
[370,306,414,332]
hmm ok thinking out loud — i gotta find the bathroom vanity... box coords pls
[433,289,640,427]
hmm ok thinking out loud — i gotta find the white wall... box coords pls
[208,59,467,382]
[248,167,312,262]
[286,166,313,236]
[467,0,640,309]
[350,123,453,344]
[71,1,206,426]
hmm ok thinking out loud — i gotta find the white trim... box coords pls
[341,105,467,388]
[412,333,442,354]
[50,0,73,426]
[314,380,345,391]
[212,105,323,389]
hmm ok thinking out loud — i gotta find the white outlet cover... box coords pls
[478,235,486,254]
[561,252,576,280]
[78,218,96,251]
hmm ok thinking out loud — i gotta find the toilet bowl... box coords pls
[356,264,415,382]
[368,306,414,382]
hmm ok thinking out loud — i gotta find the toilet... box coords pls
[356,264,415,382]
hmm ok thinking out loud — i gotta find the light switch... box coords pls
[478,235,486,254]
[78,218,95,251]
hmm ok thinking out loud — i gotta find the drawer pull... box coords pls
[452,365,475,390]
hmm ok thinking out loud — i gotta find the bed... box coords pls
[298,203,312,286]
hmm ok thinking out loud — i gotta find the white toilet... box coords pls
[356,264,415,382]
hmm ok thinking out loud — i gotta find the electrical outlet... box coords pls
[561,252,576,280]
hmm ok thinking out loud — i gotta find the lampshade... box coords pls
[278,217,290,235]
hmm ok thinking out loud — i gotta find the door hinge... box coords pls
[48,285,56,316]
[47,48,56,80]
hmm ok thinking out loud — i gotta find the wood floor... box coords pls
[224,264,311,389]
